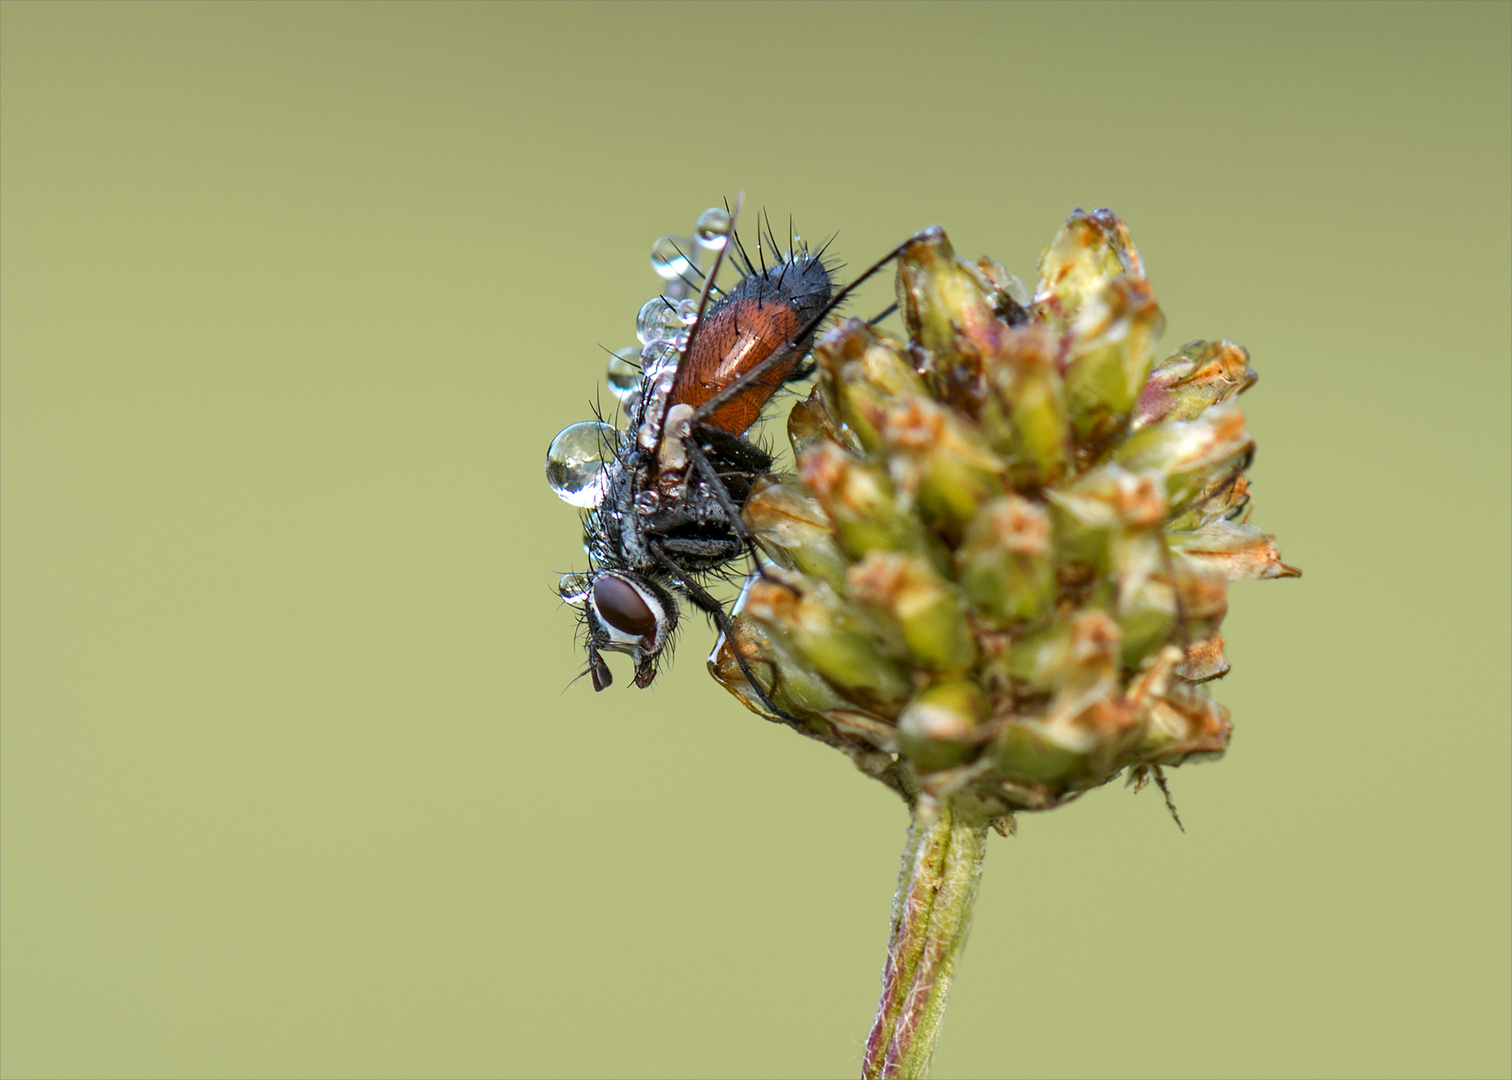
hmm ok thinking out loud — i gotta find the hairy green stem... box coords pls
[862,800,990,1079]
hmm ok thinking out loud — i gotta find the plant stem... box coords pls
[862,799,990,1079]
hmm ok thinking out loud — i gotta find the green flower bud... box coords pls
[1134,339,1257,429]
[1046,463,1166,581]
[896,227,1005,400]
[980,326,1071,489]
[956,496,1055,623]
[798,442,935,565]
[849,551,976,672]
[1112,402,1253,518]
[743,479,850,591]
[1061,276,1166,449]
[897,677,988,774]
[818,320,929,454]
[880,397,1007,541]
[1005,609,1121,696]
[996,719,1090,787]
[997,694,1143,793]
[743,575,912,706]
[709,602,849,724]
[1116,579,1176,671]
[1032,207,1145,333]
[1116,552,1235,677]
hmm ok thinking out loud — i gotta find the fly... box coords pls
[545,200,927,715]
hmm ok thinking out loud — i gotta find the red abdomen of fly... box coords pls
[672,253,834,435]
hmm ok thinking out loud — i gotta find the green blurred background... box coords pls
[3,3,1508,1077]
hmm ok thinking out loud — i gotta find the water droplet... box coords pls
[558,572,591,604]
[695,207,732,250]
[545,421,618,507]
[635,296,684,345]
[640,338,681,374]
[650,235,692,280]
[637,358,678,450]
[675,297,701,324]
[606,347,642,402]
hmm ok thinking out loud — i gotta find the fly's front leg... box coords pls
[587,642,614,691]
[649,545,803,728]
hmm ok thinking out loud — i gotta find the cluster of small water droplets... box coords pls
[637,351,680,452]
[635,297,685,346]
[550,206,733,514]
[545,420,617,508]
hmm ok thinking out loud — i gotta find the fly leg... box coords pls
[682,438,794,596]
[586,641,614,691]
[649,545,803,728]
[682,438,773,558]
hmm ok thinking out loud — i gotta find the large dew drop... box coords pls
[545,421,617,508]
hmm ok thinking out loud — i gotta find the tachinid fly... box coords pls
[545,201,924,711]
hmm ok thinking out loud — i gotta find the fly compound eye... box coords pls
[591,574,661,641]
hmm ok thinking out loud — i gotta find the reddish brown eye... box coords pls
[592,575,657,638]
